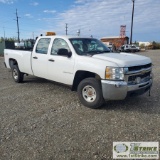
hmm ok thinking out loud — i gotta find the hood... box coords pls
[92,52,151,67]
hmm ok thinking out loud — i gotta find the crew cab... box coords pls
[4,35,153,109]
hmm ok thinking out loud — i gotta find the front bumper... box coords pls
[101,79,152,100]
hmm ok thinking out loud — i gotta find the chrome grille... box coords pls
[128,63,152,72]
[128,71,151,85]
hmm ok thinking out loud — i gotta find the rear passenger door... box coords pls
[32,38,51,78]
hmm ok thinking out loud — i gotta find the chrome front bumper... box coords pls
[101,79,152,100]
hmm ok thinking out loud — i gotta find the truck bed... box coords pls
[4,49,33,75]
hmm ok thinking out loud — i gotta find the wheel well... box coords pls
[71,70,101,91]
[9,59,18,68]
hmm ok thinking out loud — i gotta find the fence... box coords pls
[0,40,15,56]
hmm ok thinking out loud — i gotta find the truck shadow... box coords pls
[101,95,160,115]
[23,77,52,84]
[23,76,72,89]
[23,75,159,115]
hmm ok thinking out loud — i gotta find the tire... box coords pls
[77,78,104,109]
[11,65,24,83]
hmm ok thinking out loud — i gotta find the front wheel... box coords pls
[11,65,24,83]
[77,78,104,109]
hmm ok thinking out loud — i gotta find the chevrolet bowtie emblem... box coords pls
[141,70,147,74]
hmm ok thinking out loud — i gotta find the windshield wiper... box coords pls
[86,50,110,54]
[98,50,110,53]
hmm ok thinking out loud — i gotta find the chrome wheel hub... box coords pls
[13,69,18,80]
[82,85,96,102]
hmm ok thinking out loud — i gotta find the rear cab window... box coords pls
[36,38,51,54]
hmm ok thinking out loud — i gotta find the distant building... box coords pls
[139,42,152,46]
[138,42,153,49]
[101,36,129,48]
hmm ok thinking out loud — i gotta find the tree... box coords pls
[152,41,160,49]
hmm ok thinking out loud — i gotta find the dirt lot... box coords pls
[0,50,160,160]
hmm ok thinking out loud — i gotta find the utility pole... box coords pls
[14,9,20,43]
[3,27,6,48]
[65,23,68,35]
[32,32,34,40]
[3,27,5,39]
[77,29,80,36]
[130,0,135,44]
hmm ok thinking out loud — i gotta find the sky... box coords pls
[0,0,160,42]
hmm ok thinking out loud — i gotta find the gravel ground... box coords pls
[0,50,160,160]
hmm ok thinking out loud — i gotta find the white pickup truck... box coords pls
[119,44,139,52]
[4,35,153,109]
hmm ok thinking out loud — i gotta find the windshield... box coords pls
[131,45,136,48]
[69,38,110,56]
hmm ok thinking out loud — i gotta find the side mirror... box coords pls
[57,48,72,58]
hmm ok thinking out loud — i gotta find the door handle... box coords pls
[33,56,38,59]
[48,59,55,62]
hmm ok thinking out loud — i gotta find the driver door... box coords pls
[47,38,75,85]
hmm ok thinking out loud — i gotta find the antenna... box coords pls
[14,9,20,42]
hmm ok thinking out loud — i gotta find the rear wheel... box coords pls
[77,78,104,109]
[11,65,24,83]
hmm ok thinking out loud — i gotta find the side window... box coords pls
[51,38,70,55]
[36,38,51,54]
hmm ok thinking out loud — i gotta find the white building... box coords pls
[139,42,152,46]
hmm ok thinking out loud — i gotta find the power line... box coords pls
[0,26,17,30]
[0,25,37,33]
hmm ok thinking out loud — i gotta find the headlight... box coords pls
[105,67,125,80]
